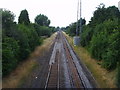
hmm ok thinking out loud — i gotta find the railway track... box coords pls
[63,36,83,88]
[45,50,60,88]
[45,33,61,88]
[44,31,97,88]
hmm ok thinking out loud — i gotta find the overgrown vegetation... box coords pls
[2,9,56,77]
[65,33,116,88]
[65,18,86,36]
[2,33,56,88]
[65,4,120,87]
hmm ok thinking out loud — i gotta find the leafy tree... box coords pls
[78,18,86,25]
[81,18,86,25]
[66,22,76,36]
[65,18,86,36]
[40,26,52,37]
[89,19,119,70]
[49,26,56,33]
[18,9,30,25]
[117,62,120,88]
[33,22,54,37]
[81,26,93,47]
[35,14,50,26]
[2,9,55,77]
[89,5,120,26]
[16,25,31,60]
[17,24,39,52]
[66,4,120,87]
[2,37,20,76]
[1,9,15,30]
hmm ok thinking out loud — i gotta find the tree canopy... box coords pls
[18,9,30,25]
[35,14,50,26]
[2,9,15,29]
[65,4,120,87]
[2,9,55,77]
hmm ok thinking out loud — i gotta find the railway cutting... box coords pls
[44,31,98,89]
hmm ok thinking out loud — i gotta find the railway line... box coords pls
[44,31,97,88]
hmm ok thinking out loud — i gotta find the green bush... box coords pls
[2,9,54,77]
[18,24,40,52]
[2,37,20,76]
[102,28,119,70]
[89,31,108,60]
[34,24,52,37]
[81,26,94,47]
[65,5,120,87]
[88,19,119,70]
[67,23,76,36]
[117,63,120,88]
[40,26,52,37]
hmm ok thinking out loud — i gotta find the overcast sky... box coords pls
[0,0,119,27]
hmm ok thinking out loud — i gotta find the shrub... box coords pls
[2,37,20,76]
[81,26,94,47]
[116,63,120,88]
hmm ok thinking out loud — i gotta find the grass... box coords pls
[3,59,38,88]
[64,32,116,88]
[30,32,57,59]
[2,32,57,88]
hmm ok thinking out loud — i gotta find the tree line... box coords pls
[65,4,120,87]
[2,9,56,77]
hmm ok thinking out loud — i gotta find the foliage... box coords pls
[2,9,15,30]
[117,63,120,88]
[35,14,50,26]
[83,6,120,86]
[33,23,54,37]
[2,9,54,77]
[65,18,86,36]
[65,4,120,87]
[18,9,30,25]
[88,19,119,70]
[89,30,108,60]
[81,26,93,47]
[67,22,76,36]
[89,5,120,26]
[80,6,120,70]
[17,24,40,51]
[2,37,20,76]
[102,23,119,70]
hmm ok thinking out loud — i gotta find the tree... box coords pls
[89,4,120,26]
[81,18,86,25]
[1,9,15,30]
[66,4,120,87]
[117,63,120,88]
[35,14,50,26]
[18,9,30,25]
[2,37,20,76]
[67,22,76,36]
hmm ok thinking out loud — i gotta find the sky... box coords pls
[0,0,119,27]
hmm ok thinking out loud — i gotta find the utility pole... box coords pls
[76,0,79,36]
[74,0,81,46]
[76,0,82,36]
[80,0,82,35]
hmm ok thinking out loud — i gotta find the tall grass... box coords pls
[64,32,116,88]
[2,32,57,88]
